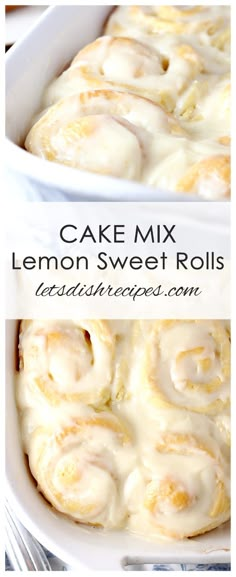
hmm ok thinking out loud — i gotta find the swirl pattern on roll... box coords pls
[17,319,230,540]
[125,422,230,539]
[26,409,134,527]
[18,319,114,407]
[44,35,203,113]
[140,320,230,414]
[24,5,230,199]
[25,90,184,180]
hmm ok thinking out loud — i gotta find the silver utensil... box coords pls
[5,500,52,571]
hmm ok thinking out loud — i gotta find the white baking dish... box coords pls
[5,320,230,570]
[5,5,200,202]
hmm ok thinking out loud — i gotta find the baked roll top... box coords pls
[141,320,230,414]
[18,319,114,407]
[44,35,204,113]
[26,409,135,527]
[125,426,230,538]
[25,89,230,198]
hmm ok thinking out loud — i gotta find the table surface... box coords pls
[5,6,47,47]
[5,549,231,571]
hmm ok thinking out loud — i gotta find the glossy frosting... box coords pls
[17,319,230,540]
[25,5,230,198]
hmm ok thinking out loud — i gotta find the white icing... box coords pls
[17,319,230,540]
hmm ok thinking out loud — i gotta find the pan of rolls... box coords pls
[5,5,230,201]
[13,319,230,550]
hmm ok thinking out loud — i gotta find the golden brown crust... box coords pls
[176,156,230,196]
[6,6,22,12]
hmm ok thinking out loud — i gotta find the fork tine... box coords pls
[5,500,52,571]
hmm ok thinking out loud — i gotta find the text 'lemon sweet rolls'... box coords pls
[17,320,114,408]
[141,320,230,415]
[24,408,135,527]
[125,415,230,539]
